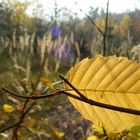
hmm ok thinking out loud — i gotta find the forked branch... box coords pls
[2,75,140,116]
[59,74,140,116]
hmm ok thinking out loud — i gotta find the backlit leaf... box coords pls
[65,55,140,132]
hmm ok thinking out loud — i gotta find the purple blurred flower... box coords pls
[51,26,61,38]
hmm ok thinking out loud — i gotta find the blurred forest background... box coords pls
[0,0,140,139]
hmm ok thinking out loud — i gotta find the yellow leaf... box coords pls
[65,55,140,132]
[55,131,64,138]
[3,104,15,113]
[92,124,104,134]
[40,77,55,91]
[54,129,64,138]
[17,131,21,136]
[87,136,99,140]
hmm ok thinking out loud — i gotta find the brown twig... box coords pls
[2,81,140,116]
[0,101,36,134]
[35,46,48,88]
[74,1,104,36]
[103,0,110,56]
[0,122,19,133]
[2,77,140,116]
[61,90,140,115]
[59,74,87,100]
[59,74,140,116]
[12,99,30,140]
[75,0,110,56]
[2,87,62,99]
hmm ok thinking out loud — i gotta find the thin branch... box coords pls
[74,1,104,35]
[0,122,19,133]
[75,0,110,56]
[2,87,63,99]
[35,46,48,88]
[2,73,140,116]
[19,101,36,120]
[59,74,87,100]
[103,0,109,56]
[61,91,140,116]
[0,102,36,133]
[12,99,29,139]
[12,101,36,140]
[3,84,140,116]
[3,86,140,115]
[84,12,104,36]
[59,74,140,116]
